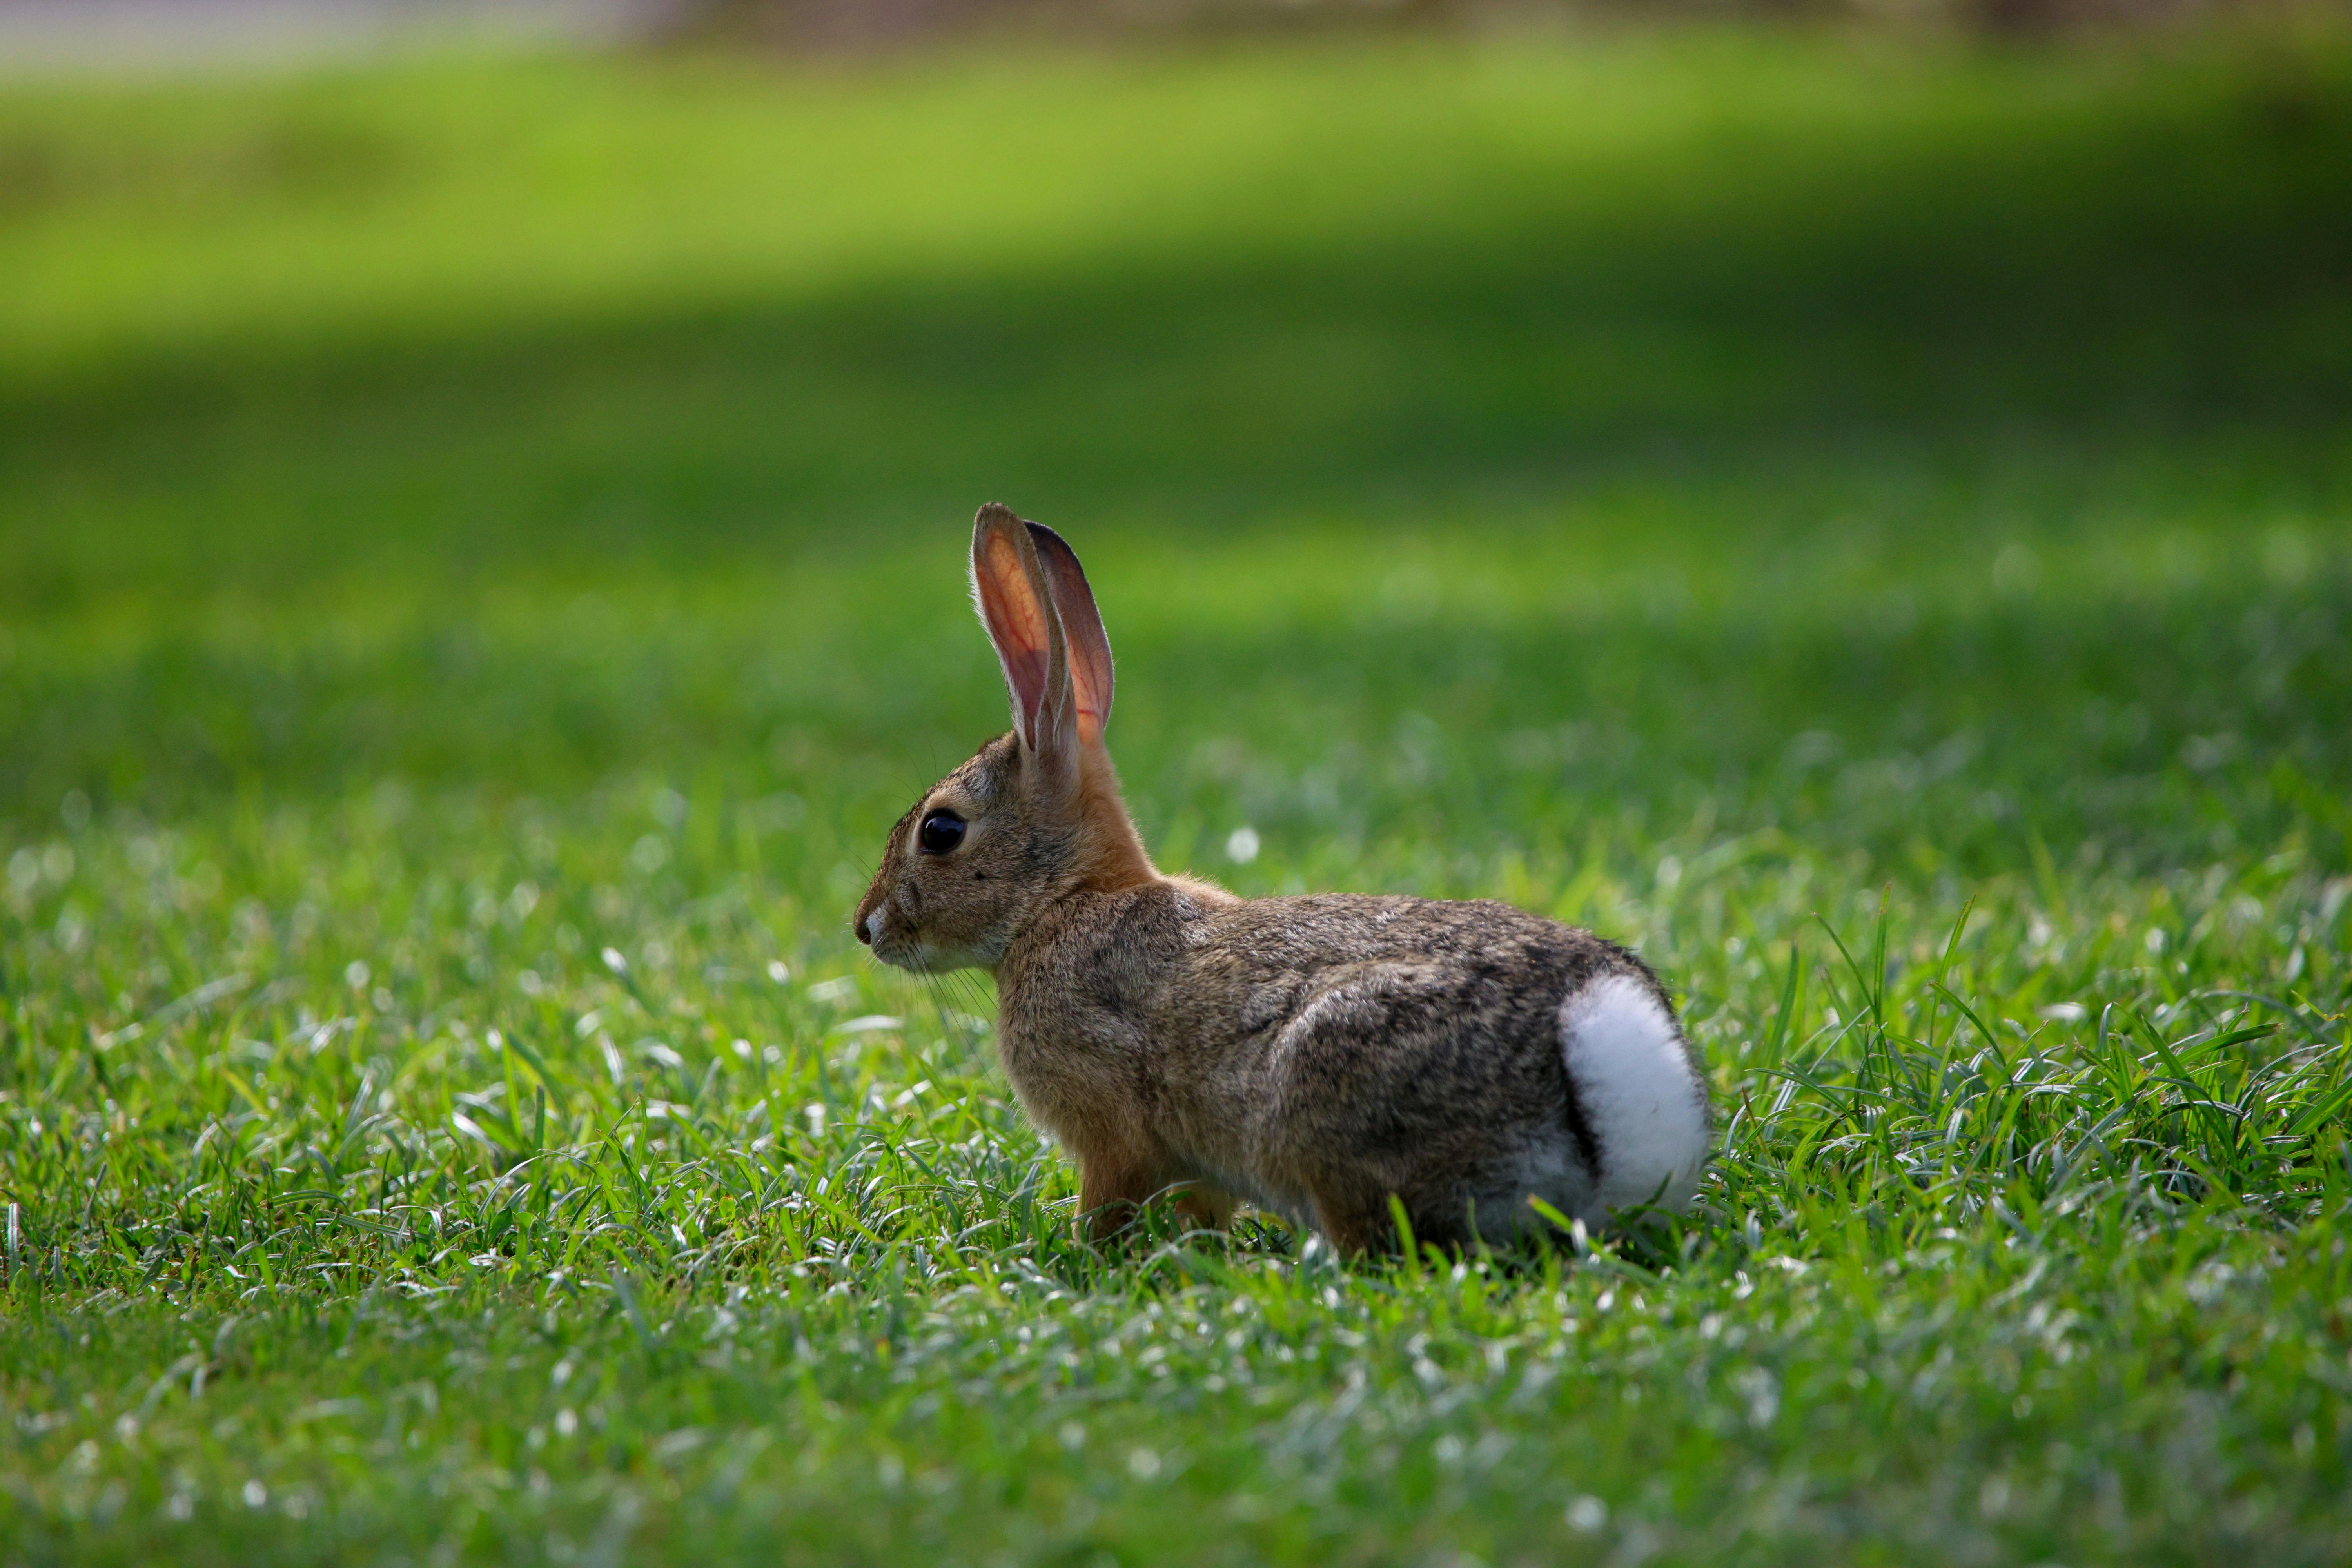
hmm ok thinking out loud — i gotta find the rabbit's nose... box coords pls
[853,907,878,945]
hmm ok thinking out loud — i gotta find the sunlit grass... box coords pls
[4,21,2352,1567]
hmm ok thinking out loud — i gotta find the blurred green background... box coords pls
[4,16,2349,878]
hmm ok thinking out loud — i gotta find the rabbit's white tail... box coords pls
[1559,975,1710,1217]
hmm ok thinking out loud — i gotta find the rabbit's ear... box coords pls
[970,503,1076,766]
[1024,521,1112,748]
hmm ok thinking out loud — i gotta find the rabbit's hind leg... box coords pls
[1305,1184,1394,1257]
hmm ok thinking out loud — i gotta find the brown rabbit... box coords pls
[853,505,1711,1252]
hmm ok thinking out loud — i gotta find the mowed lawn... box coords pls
[4,24,2352,1564]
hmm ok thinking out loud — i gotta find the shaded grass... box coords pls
[3,22,2352,1567]
[4,30,2350,611]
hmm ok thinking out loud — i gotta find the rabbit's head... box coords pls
[853,505,1154,974]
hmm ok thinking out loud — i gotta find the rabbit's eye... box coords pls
[917,811,967,855]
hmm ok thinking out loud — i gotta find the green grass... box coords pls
[5,22,2352,1565]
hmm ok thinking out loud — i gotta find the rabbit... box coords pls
[853,504,1711,1253]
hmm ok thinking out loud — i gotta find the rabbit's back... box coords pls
[1010,887,1711,1244]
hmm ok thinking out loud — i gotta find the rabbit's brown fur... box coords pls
[854,505,1711,1251]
